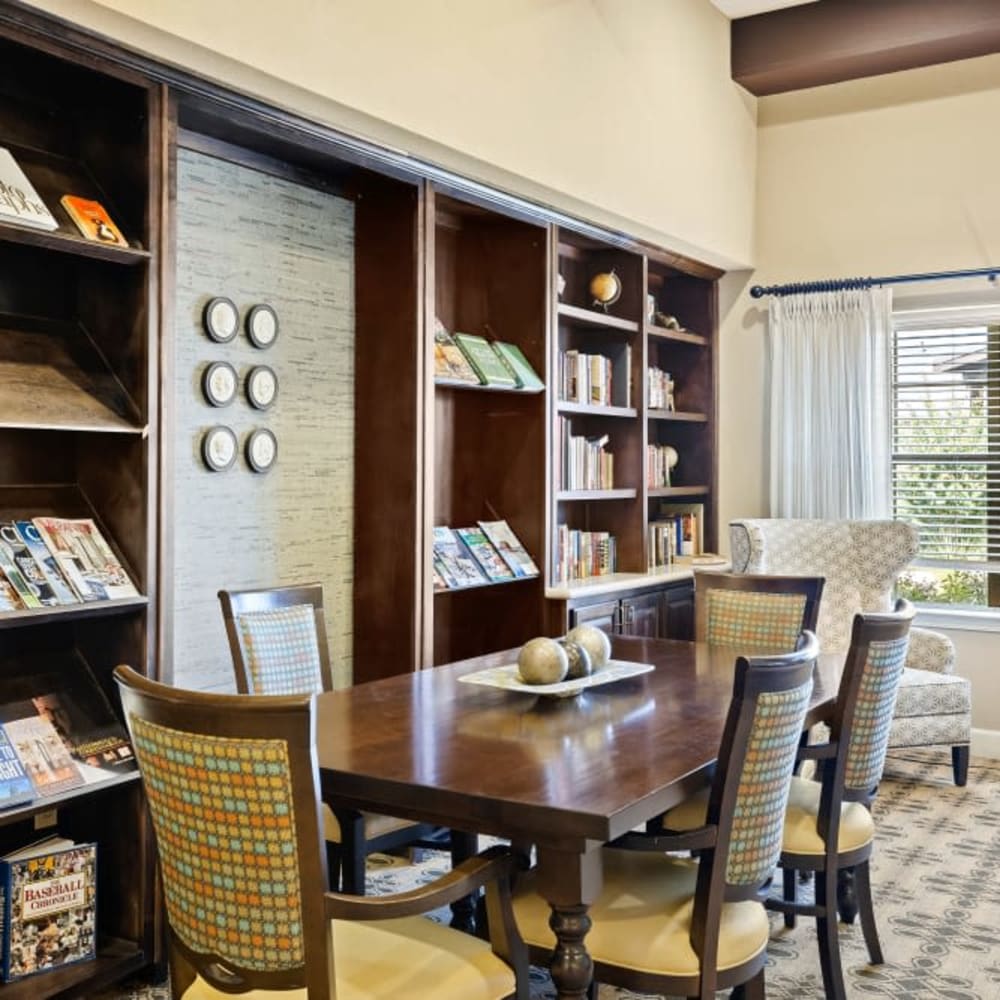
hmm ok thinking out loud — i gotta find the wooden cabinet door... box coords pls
[661,582,695,640]
[569,599,620,635]
[621,592,661,637]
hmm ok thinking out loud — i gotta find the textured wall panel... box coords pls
[172,148,355,691]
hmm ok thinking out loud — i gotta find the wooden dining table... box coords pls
[315,635,841,1000]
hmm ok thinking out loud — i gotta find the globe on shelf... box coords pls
[589,269,622,312]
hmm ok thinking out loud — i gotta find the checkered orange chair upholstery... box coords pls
[511,634,819,1000]
[114,665,529,1000]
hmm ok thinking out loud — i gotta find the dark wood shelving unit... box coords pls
[557,401,637,418]
[648,410,709,423]
[434,379,544,396]
[645,325,708,346]
[557,489,638,501]
[557,302,639,333]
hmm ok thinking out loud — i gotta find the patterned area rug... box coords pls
[98,749,1000,1000]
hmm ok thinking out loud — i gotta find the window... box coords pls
[891,305,1000,607]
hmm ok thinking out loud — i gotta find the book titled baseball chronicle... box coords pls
[58,195,128,247]
[31,517,138,602]
[478,519,540,578]
[455,526,515,582]
[0,837,97,982]
[0,148,57,232]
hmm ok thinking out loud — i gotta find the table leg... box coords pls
[535,845,603,1000]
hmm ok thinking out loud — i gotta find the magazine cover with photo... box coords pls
[478,520,540,578]
[31,517,138,602]
[0,839,97,981]
[0,523,61,607]
[455,526,515,582]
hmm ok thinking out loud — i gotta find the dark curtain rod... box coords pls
[749,266,1000,299]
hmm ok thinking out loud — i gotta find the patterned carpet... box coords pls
[98,749,1000,1000]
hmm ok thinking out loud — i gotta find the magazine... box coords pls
[31,517,138,602]
[432,527,488,588]
[454,526,515,582]
[0,523,61,607]
[478,520,540,578]
[0,728,34,810]
[13,522,78,606]
[2,713,85,798]
[0,148,58,232]
[0,538,41,609]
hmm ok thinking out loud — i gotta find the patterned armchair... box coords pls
[730,519,971,785]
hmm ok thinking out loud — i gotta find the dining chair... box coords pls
[510,632,820,1000]
[694,569,825,647]
[113,664,530,1000]
[218,583,441,895]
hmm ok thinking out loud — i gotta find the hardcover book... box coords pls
[491,342,544,391]
[453,333,517,388]
[0,524,61,608]
[434,320,481,385]
[2,713,85,798]
[31,517,138,602]
[0,728,34,811]
[0,149,58,232]
[478,520,540,578]
[432,527,488,588]
[455,527,515,582]
[12,522,77,607]
[0,837,97,981]
[59,195,128,247]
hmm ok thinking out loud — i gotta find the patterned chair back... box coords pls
[832,599,915,799]
[113,665,332,999]
[219,584,332,696]
[695,571,824,649]
[729,519,918,654]
[693,632,817,927]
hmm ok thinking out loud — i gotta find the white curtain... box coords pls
[768,287,892,519]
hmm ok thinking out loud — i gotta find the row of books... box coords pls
[555,525,617,583]
[0,517,139,612]
[648,366,676,412]
[648,503,704,569]
[433,520,539,590]
[558,347,632,408]
[557,417,615,491]
[0,145,128,246]
[647,443,679,488]
[434,321,544,391]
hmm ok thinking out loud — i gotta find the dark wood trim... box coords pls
[732,0,1000,96]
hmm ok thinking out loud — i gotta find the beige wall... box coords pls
[719,54,1000,740]
[28,0,757,269]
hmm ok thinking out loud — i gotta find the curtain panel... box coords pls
[767,287,892,519]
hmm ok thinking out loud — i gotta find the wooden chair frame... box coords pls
[765,599,915,1000]
[114,665,530,1000]
[218,583,447,895]
[694,570,825,643]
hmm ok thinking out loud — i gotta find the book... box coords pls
[455,526,515,582]
[491,342,544,391]
[31,517,138,602]
[12,523,78,606]
[0,149,57,232]
[0,837,97,982]
[657,502,704,557]
[2,714,85,798]
[478,520,540,578]
[432,527,488,588]
[58,195,128,247]
[0,538,41,610]
[453,333,517,388]
[0,728,34,811]
[0,524,62,608]
[434,320,481,385]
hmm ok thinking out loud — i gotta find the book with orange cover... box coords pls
[58,196,128,247]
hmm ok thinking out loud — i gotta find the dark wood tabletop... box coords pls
[315,636,840,999]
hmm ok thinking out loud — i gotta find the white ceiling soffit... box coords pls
[709,0,817,18]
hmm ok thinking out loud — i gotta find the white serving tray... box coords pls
[457,658,654,698]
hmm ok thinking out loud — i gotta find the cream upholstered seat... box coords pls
[730,518,971,785]
[513,635,819,1000]
[114,665,528,1000]
[218,584,441,894]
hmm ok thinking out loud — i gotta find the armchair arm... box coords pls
[906,626,955,674]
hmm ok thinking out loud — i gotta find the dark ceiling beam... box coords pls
[732,0,1000,96]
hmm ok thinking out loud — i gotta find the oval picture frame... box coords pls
[201,425,238,472]
[246,365,278,410]
[202,361,238,407]
[203,296,240,344]
[246,303,279,349]
[246,427,278,473]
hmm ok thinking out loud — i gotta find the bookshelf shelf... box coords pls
[557,489,638,501]
[0,769,140,827]
[0,595,149,629]
[434,379,545,395]
[434,575,539,595]
[557,401,637,418]
[0,938,146,999]
[647,410,708,423]
[648,486,710,498]
[0,220,150,264]
[645,325,708,346]
[557,303,639,333]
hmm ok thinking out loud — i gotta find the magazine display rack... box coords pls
[0,18,158,998]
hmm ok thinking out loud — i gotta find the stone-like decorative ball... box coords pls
[565,624,612,671]
[559,639,593,680]
[518,637,569,685]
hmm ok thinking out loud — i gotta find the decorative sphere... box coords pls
[565,625,612,671]
[589,270,622,306]
[518,637,569,685]
[559,639,593,680]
